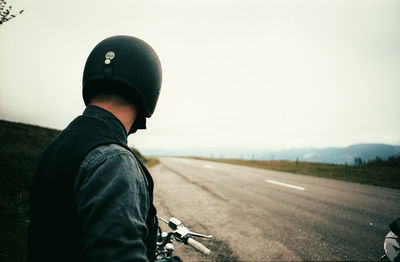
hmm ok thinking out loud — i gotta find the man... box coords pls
[28,35,162,262]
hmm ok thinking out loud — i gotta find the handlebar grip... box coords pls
[187,238,211,255]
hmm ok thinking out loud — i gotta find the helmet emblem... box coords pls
[104,51,115,64]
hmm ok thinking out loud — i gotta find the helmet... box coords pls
[82,35,162,132]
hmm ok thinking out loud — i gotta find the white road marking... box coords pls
[265,179,305,191]
[204,164,215,169]
[170,158,189,163]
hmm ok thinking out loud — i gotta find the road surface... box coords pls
[150,157,400,261]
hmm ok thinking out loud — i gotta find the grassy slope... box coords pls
[0,120,158,262]
[0,120,60,261]
[192,157,400,189]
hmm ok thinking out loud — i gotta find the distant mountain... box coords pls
[258,144,400,164]
[140,143,400,165]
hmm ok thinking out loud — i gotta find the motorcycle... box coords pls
[156,217,212,262]
[381,218,400,261]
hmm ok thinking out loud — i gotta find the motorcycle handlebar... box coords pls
[187,237,211,255]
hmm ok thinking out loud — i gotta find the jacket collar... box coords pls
[82,105,128,144]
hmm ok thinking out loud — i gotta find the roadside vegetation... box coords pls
[0,120,158,262]
[193,157,400,189]
[130,146,160,168]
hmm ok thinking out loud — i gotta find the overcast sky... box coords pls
[1,0,399,151]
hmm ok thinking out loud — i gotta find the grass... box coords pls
[130,147,160,168]
[0,120,60,261]
[191,157,400,189]
[0,120,159,262]
[144,157,160,168]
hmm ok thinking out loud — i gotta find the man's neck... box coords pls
[89,101,137,134]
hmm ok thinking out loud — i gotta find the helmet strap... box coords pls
[128,115,146,134]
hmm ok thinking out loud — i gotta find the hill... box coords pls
[141,143,400,164]
[258,143,400,164]
[0,120,60,261]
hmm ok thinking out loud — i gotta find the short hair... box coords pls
[85,80,142,110]
[89,93,132,107]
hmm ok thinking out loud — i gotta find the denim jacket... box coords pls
[73,106,151,261]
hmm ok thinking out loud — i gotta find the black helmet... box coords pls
[82,35,162,131]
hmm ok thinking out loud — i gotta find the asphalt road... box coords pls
[150,157,400,261]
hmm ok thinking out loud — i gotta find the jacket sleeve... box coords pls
[74,144,150,262]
